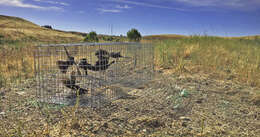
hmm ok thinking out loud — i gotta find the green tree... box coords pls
[84,31,99,42]
[127,28,141,42]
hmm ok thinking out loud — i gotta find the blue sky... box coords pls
[0,0,260,36]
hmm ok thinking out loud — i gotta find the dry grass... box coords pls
[0,45,34,87]
[0,38,260,136]
[155,36,260,88]
[1,15,260,136]
[0,15,84,42]
[1,72,259,136]
[1,34,260,99]
[145,33,260,41]
[0,15,86,87]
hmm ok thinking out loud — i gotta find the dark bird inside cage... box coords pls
[77,49,126,74]
[56,46,76,73]
[110,52,124,58]
[95,49,125,59]
[95,49,110,59]
[62,71,88,95]
[83,58,115,71]
[57,59,74,73]
[90,49,118,71]
[78,58,91,75]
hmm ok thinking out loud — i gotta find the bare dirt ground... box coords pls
[0,71,259,136]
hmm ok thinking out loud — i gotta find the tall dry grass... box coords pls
[0,42,36,87]
[155,35,260,87]
[1,35,260,88]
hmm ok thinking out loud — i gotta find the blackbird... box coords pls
[62,71,88,95]
[78,49,116,72]
[95,49,110,59]
[57,46,76,73]
[85,58,115,71]
[57,57,74,73]
[78,58,90,75]
[110,52,124,58]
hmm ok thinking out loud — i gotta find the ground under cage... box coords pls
[34,42,154,108]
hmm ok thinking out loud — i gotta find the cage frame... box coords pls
[34,42,154,108]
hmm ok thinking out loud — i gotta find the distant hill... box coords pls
[232,35,260,40]
[0,15,84,43]
[144,34,260,40]
[1,15,258,44]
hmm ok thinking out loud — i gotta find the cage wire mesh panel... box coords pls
[35,42,154,108]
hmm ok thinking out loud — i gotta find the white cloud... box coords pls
[116,4,131,9]
[174,0,260,8]
[110,0,187,11]
[110,0,260,11]
[33,0,69,6]
[77,11,85,14]
[97,8,121,13]
[97,4,131,13]
[0,0,62,10]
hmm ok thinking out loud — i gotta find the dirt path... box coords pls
[0,72,259,136]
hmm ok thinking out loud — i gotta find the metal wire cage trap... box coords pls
[34,42,154,108]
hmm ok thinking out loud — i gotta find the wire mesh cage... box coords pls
[34,42,154,108]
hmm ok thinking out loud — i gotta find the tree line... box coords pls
[84,28,141,42]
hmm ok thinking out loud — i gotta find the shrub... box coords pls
[107,36,113,41]
[84,31,99,42]
[127,28,141,42]
[0,34,4,44]
[42,25,53,29]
